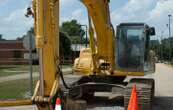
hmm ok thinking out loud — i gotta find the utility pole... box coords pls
[29,31,33,96]
[23,31,35,96]
[168,14,172,61]
[160,31,164,62]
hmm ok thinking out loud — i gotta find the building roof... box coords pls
[0,40,22,43]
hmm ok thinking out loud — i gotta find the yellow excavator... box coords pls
[73,0,156,110]
[0,0,156,110]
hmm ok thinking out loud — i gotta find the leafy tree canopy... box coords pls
[150,37,173,61]
[23,28,72,57]
[60,31,72,57]
[60,19,86,44]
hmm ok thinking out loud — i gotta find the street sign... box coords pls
[22,30,35,95]
[23,31,35,50]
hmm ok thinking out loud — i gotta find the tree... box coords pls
[0,34,2,40]
[150,40,160,57]
[150,37,173,62]
[23,28,72,58]
[161,38,173,61]
[0,34,5,41]
[60,19,86,44]
[60,31,72,57]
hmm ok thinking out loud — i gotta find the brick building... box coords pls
[0,37,87,65]
[0,40,28,65]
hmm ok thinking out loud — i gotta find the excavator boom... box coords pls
[33,0,59,95]
[81,0,115,73]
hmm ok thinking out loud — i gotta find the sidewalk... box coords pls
[0,68,72,83]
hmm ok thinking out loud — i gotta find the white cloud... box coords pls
[149,0,173,20]
[0,0,9,5]
[110,0,173,38]
[1,0,173,39]
[60,0,75,6]
[72,9,83,17]
[72,9,87,24]
[111,0,157,24]
[0,7,33,39]
[61,0,73,3]
[60,8,87,25]
[148,0,173,38]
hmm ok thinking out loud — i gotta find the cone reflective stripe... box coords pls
[55,98,62,110]
[127,84,139,110]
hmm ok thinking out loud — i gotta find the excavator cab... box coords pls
[116,23,156,73]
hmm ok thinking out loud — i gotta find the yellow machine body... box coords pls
[74,48,94,75]
[33,0,59,95]
[74,0,156,77]
[74,0,115,75]
[0,0,60,109]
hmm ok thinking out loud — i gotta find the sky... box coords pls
[0,0,173,40]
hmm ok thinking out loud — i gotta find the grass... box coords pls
[0,69,72,99]
[0,65,39,71]
[0,79,38,99]
[0,65,39,77]
[0,64,73,99]
[0,64,72,77]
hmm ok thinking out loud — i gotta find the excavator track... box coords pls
[124,78,155,110]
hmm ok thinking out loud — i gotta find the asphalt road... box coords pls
[87,63,173,110]
[152,63,173,110]
[61,63,173,110]
[1,63,173,110]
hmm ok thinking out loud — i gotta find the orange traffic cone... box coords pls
[127,84,139,110]
[55,98,62,110]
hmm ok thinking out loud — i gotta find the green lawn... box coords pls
[0,64,73,99]
[0,65,39,71]
[0,79,38,99]
[0,64,72,77]
[0,70,23,77]
[0,65,39,77]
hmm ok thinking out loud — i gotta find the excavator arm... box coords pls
[0,0,60,110]
[33,0,59,96]
[84,0,115,74]
[74,0,116,75]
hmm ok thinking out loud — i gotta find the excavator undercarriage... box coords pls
[61,76,155,110]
